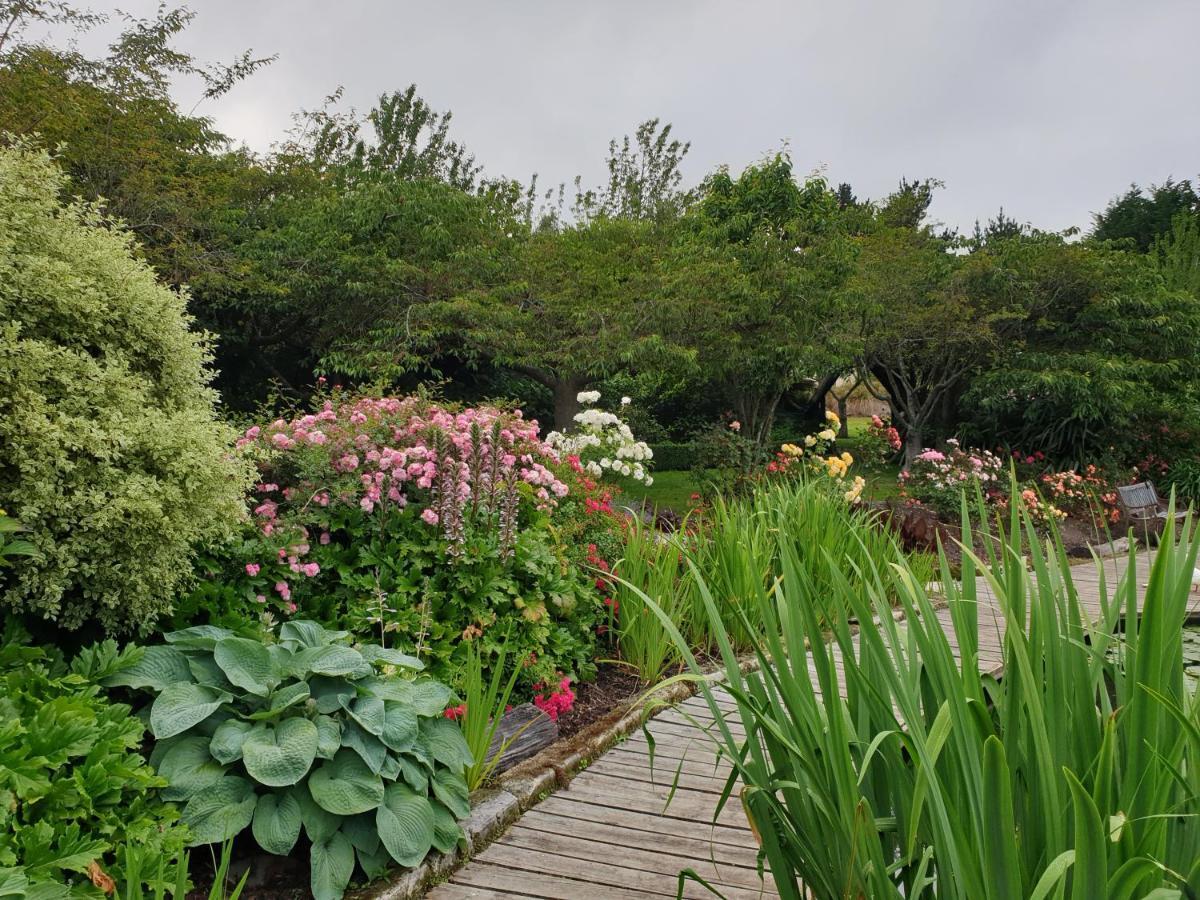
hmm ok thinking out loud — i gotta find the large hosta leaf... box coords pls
[315,715,342,760]
[150,683,230,739]
[430,768,470,819]
[340,812,381,855]
[157,735,227,801]
[344,696,385,736]
[293,783,342,843]
[419,718,474,770]
[309,676,357,714]
[376,783,435,867]
[214,637,277,697]
[359,645,424,672]
[245,682,311,721]
[408,681,453,717]
[308,749,385,815]
[290,646,368,678]
[104,645,193,690]
[310,829,355,900]
[209,720,254,765]
[251,791,302,856]
[163,625,234,649]
[380,702,418,752]
[242,718,319,787]
[430,800,465,853]
[341,720,387,774]
[279,620,347,649]
[182,776,257,845]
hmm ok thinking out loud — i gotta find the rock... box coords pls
[1089,536,1137,558]
[487,703,558,774]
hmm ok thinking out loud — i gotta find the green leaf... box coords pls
[308,749,386,815]
[408,681,453,717]
[310,830,355,900]
[981,736,1021,900]
[150,683,230,739]
[430,769,470,820]
[340,813,381,855]
[157,735,227,801]
[242,718,319,787]
[251,791,302,856]
[360,645,425,671]
[182,776,257,846]
[103,645,193,690]
[419,718,474,771]
[163,625,234,650]
[341,720,388,774]
[209,719,254,765]
[376,783,435,868]
[214,637,277,697]
[280,620,347,648]
[309,676,357,714]
[355,843,392,880]
[430,800,464,853]
[397,756,428,793]
[290,646,369,678]
[293,783,342,843]
[1065,769,1107,900]
[245,681,311,720]
[315,715,342,760]
[380,702,418,752]
[186,654,236,691]
[345,696,385,736]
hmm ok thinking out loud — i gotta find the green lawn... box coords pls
[617,469,703,512]
[617,417,902,512]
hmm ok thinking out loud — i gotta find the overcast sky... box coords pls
[70,0,1200,234]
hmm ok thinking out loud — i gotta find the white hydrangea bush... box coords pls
[546,392,654,485]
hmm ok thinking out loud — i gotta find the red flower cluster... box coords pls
[532,677,576,721]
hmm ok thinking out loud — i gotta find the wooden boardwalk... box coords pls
[428,552,1198,899]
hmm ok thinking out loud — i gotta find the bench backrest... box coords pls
[1117,481,1160,512]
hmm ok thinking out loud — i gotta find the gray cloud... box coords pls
[80,0,1200,233]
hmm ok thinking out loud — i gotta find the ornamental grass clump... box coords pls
[113,620,471,900]
[641,489,1200,899]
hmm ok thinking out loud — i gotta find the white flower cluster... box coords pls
[545,392,654,485]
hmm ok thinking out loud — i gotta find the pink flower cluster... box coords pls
[532,676,576,721]
[238,396,570,537]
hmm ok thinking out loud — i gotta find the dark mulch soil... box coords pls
[554,661,646,740]
[187,848,309,899]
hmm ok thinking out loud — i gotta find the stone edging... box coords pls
[353,653,761,900]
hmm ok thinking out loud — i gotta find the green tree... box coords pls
[1092,178,1199,252]
[0,141,252,633]
[1153,210,1200,296]
[962,233,1200,462]
[853,225,974,461]
[668,155,857,444]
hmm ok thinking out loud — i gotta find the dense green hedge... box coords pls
[650,441,695,471]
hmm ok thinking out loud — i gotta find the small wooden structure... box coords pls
[1116,481,1187,542]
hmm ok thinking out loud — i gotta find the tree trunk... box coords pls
[836,395,850,437]
[904,427,924,468]
[551,377,588,432]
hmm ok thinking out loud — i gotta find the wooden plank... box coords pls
[513,808,762,868]
[499,827,773,891]
[470,842,772,900]
[444,860,663,900]
[532,794,754,849]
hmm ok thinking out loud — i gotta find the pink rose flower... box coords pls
[245,563,260,577]
[421,508,439,526]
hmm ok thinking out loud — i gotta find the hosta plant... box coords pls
[113,621,473,900]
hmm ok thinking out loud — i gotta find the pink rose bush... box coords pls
[900,439,1005,518]
[182,393,601,692]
